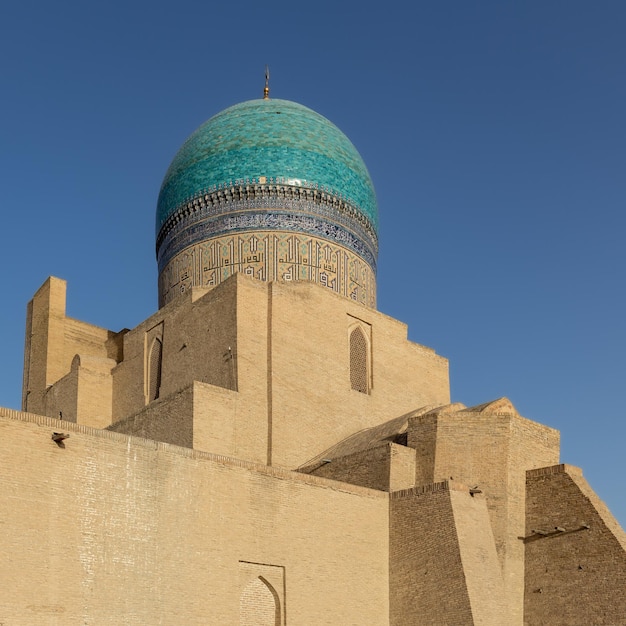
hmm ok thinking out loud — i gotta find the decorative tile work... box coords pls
[156,99,378,231]
[156,184,378,275]
[158,231,376,308]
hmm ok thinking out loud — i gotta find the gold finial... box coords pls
[263,65,270,99]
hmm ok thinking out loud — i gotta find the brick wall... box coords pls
[108,383,194,448]
[23,277,124,420]
[24,274,450,472]
[304,442,415,492]
[390,481,509,625]
[407,403,559,623]
[251,277,450,468]
[0,409,389,625]
[525,464,626,625]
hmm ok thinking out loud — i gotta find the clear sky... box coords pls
[1,1,625,527]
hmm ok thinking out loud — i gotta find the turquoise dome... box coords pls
[155,97,379,308]
[156,99,378,234]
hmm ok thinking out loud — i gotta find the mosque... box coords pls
[1,83,625,625]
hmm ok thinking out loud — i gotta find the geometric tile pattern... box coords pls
[156,182,378,273]
[158,231,376,308]
[350,326,369,394]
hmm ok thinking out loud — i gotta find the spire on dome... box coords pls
[263,65,270,99]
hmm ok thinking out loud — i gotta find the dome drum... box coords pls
[156,179,378,273]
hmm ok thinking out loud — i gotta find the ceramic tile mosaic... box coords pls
[156,99,378,232]
[158,231,377,308]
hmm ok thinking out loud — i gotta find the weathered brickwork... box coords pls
[240,576,280,625]
[22,277,124,424]
[525,465,626,625]
[262,279,449,468]
[23,274,450,469]
[407,400,560,623]
[13,275,626,624]
[108,383,195,448]
[0,410,389,625]
[390,481,509,625]
[239,562,284,625]
[302,442,415,492]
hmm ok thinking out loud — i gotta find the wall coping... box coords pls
[0,406,387,500]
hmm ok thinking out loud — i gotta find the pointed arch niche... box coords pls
[348,317,372,394]
[145,321,164,404]
[239,561,285,626]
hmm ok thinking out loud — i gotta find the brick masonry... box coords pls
[525,464,626,625]
[8,275,626,624]
[0,409,389,625]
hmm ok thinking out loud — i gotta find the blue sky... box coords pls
[1,1,625,527]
